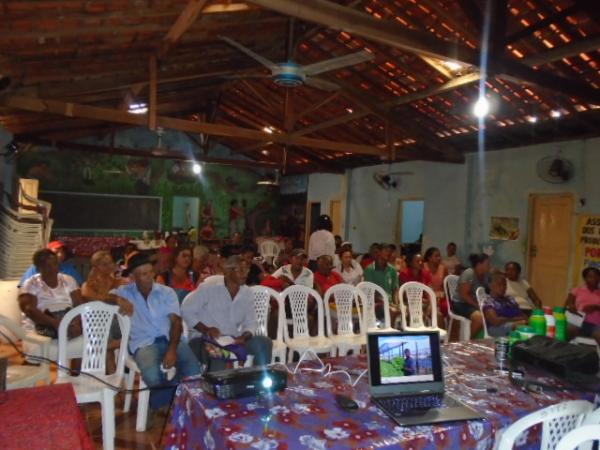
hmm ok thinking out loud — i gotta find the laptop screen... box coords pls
[367,331,444,395]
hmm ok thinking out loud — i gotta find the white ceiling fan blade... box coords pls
[302,51,374,76]
[224,73,271,80]
[304,77,341,91]
[219,36,277,70]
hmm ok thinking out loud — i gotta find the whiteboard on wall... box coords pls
[40,191,162,232]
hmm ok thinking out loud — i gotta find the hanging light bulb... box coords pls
[473,96,490,118]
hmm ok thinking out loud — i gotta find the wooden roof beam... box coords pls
[158,0,212,59]
[1,95,386,156]
[248,0,600,103]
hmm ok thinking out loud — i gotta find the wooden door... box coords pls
[528,194,574,307]
[330,199,342,236]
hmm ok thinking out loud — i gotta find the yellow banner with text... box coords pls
[573,214,600,287]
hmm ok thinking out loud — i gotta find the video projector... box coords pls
[200,366,287,400]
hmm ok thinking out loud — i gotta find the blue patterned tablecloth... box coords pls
[163,341,596,450]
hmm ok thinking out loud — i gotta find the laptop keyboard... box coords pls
[377,394,452,416]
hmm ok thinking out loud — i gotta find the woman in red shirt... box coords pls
[156,246,199,302]
[399,252,442,328]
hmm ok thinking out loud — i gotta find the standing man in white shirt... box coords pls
[307,215,336,272]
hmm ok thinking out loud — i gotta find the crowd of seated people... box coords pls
[15,216,600,424]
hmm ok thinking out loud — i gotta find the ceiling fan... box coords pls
[220,36,374,91]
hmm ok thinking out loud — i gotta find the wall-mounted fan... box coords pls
[220,36,373,91]
[536,156,574,184]
[373,170,414,190]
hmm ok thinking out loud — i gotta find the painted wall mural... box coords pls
[17,147,279,238]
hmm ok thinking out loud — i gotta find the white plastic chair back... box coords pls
[324,284,363,337]
[497,400,594,450]
[357,281,392,329]
[259,240,280,264]
[58,302,130,378]
[444,274,459,305]
[556,424,600,450]
[475,287,490,338]
[281,285,325,340]
[399,282,438,330]
[250,286,280,338]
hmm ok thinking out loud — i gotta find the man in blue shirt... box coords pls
[19,241,83,287]
[114,253,202,413]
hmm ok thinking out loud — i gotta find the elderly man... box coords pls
[19,240,83,287]
[182,255,272,372]
[113,253,202,414]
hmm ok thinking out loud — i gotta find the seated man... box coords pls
[182,255,272,372]
[313,254,343,297]
[364,244,401,326]
[19,240,83,287]
[113,253,202,414]
[19,249,84,340]
[482,272,528,337]
[504,261,542,314]
[268,248,314,290]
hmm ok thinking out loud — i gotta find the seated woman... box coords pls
[313,254,343,298]
[82,250,133,372]
[451,253,490,339]
[19,249,84,339]
[156,246,199,302]
[565,267,600,344]
[423,247,449,318]
[482,272,528,336]
[504,261,542,314]
[336,248,363,286]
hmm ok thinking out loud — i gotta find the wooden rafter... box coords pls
[1,95,387,156]
[158,0,212,59]
[248,0,600,103]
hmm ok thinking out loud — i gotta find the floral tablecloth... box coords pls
[163,341,598,450]
[0,383,95,450]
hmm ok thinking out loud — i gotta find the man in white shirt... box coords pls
[504,261,542,312]
[182,255,272,372]
[307,215,336,271]
[271,249,314,288]
[442,242,462,275]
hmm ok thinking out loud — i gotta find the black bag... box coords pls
[512,335,599,376]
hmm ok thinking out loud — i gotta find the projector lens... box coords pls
[262,376,273,389]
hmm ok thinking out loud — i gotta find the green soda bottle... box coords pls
[529,309,547,336]
[553,307,567,342]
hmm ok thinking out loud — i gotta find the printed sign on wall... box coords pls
[572,214,600,287]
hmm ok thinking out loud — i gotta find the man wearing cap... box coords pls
[112,253,202,413]
[270,248,314,289]
[182,255,272,372]
[19,240,83,287]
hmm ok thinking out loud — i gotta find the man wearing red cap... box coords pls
[19,241,83,287]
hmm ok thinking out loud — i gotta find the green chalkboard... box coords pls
[41,191,162,231]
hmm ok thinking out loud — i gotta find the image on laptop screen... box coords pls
[378,335,434,384]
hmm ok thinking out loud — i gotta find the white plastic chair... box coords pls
[0,314,51,389]
[324,284,365,356]
[475,287,490,339]
[250,286,287,363]
[496,400,594,450]
[444,274,470,343]
[280,285,333,362]
[356,281,396,332]
[556,424,600,450]
[57,302,130,450]
[259,239,280,265]
[398,282,447,340]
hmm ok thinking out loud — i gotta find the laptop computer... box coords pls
[366,330,484,426]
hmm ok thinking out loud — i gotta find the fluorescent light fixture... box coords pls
[346,107,354,114]
[550,110,562,118]
[473,97,490,118]
[526,115,538,123]
[192,163,202,174]
[128,103,148,114]
[262,126,274,134]
[261,149,270,156]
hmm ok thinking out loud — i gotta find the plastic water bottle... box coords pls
[529,309,547,336]
[543,306,555,338]
[553,307,567,342]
